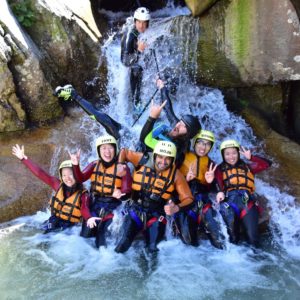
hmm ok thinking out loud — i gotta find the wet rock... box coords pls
[240,107,300,200]
[196,0,300,87]
[0,1,63,131]
[185,0,219,16]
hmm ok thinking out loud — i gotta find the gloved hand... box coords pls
[152,122,171,138]
[54,84,76,101]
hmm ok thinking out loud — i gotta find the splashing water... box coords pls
[1,5,300,300]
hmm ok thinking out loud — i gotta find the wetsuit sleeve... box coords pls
[248,155,272,174]
[139,117,157,150]
[160,86,179,127]
[174,170,194,208]
[71,93,121,140]
[121,30,139,67]
[118,148,144,167]
[80,191,92,220]
[21,158,60,190]
[73,161,96,183]
[215,167,224,192]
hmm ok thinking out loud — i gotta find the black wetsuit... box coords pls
[139,86,189,168]
[121,27,143,107]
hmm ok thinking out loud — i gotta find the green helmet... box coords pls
[220,139,240,152]
[153,141,177,159]
[96,135,118,158]
[59,160,73,181]
[193,130,215,149]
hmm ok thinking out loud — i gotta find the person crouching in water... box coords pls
[12,144,88,233]
[69,135,131,248]
[177,130,225,249]
[115,141,193,253]
[215,140,271,247]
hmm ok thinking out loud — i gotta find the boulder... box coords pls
[196,0,300,87]
[185,0,219,16]
[0,0,63,130]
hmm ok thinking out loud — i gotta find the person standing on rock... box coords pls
[12,144,90,234]
[215,140,271,247]
[121,7,150,114]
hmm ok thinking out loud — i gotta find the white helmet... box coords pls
[134,7,150,21]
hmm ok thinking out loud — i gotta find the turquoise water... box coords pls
[0,211,299,300]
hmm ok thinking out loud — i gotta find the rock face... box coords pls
[0,0,103,132]
[196,0,300,87]
[189,0,300,141]
[185,0,219,16]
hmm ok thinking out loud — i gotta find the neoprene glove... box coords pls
[54,84,77,101]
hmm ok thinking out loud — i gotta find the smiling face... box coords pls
[223,147,239,166]
[154,154,172,172]
[169,120,188,138]
[194,139,212,157]
[135,19,148,33]
[61,167,76,187]
[99,144,115,163]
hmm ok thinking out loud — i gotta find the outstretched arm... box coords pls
[12,144,60,190]
[55,85,121,140]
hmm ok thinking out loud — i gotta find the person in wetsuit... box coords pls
[177,130,225,249]
[12,144,89,234]
[69,135,131,248]
[215,139,271,247]
[121,7,150,112]
[114,140,193,253]
[139,79,201,168]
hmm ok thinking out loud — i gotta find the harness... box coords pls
[221,191,262,219]
[90,160,122,197]
[50,185,84,223]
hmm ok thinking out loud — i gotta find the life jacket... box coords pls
[180,152,211,185]
[132,164,177,202]
[220,161,255,193]
[50,185,84,223]
[90,160,122,197]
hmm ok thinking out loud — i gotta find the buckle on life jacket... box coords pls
[223,202,230,209]
[146,215,167,228]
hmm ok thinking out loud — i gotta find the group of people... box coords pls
[12,7,272,252]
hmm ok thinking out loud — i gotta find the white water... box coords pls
[1,5,300,300]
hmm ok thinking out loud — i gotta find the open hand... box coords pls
[240,146,251,160]
[12,144,27,160]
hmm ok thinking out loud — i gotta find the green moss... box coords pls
[226,0,253,65]
[8,0,36,28]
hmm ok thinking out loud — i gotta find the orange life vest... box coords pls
[50,185,84,223]
[132,164,177,201]
[221,162,255,193]
[90,160,122,197]
[180,152,211,185]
